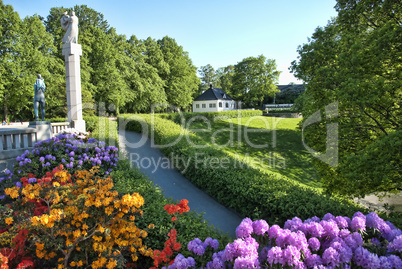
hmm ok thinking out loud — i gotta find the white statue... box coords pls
[61,11,79,44]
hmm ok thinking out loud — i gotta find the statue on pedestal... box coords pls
[61,11,79,44]
[33,74,46,121]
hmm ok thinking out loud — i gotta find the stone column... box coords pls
[62,43,86,132]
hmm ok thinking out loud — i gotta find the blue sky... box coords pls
[4,0,338,85]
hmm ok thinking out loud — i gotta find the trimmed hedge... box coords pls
[157,110,263,125]
[118,114,369,226]
[88,117,118,147]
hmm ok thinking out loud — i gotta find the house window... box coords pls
[226,103,229,108]
[209,103,216,108]
[219,102,222,108]
[202,104,206,108]
[196,104,199,108]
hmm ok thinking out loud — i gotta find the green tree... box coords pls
[158,36,200,110]
[218,65,235,96]
[232,55,280,108]
[198,64,219,92]
[0,1,64,121]
[290,0,402,198]
[121,36,167,113]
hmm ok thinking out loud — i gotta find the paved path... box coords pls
[118,130,242,238]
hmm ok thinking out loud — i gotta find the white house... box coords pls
[192,85,237,112]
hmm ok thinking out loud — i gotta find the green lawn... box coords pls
[186,116,322,189]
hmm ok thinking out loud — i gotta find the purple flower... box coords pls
[353,247,380,269]
[322,213,336,221]
[234,254,259,269]
[388,235,402,252]
[15,182,22,188]
[252,219,269,236]
[206,251,226,269]
[335,216,349,229]
[387,255,402,268]
[188,238,206,256]
[308,237,320,251]
[304,254,322,268]
[351,216,366,232]
[236,218,253,238]
[344,232,363,251]
[61,158,66,163]
[267,246,283,266]
[69,151,75,157]
[39,156,45,162]
[284,217,303,232]
[282,245,301,267]
[28,178,37,184]
[322,247,340,267]
[169,254,195,269]
[321,220,339,239]
[205,237,219,250]
[306,222,324,238]
[268,225,281,241]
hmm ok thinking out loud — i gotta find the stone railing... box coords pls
[51,122,70,135]
[0,128,37,151]
[0,128,38,175]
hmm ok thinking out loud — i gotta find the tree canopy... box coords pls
[290,0,401,198]
[0,1,200,121]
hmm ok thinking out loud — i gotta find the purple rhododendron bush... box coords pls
[167,212,401,269]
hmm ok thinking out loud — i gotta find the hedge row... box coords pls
[118,114,368,226]
[157,110,263,125]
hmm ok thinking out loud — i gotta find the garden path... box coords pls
[118,130,242,238]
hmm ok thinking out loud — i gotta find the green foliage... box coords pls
[118,114,369,226]
[290,0,402,197]
[88,117,118,147]
[111,160,230,257]
[0,1,65,122]
[231,55,280,108]
[157,110,263,125]
[158,36,200,111]
[337,129,402,198]
[198,64,220,93]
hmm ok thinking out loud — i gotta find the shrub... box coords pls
[169,212,402,269]
[118,114,369,226]
[88,117,118,147]
[0,133,118,203]
[0,166,153,268]
[157,110,263,125]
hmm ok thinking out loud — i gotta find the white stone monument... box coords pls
[61,11,85,132]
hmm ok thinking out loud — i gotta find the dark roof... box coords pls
[194,86,234,101]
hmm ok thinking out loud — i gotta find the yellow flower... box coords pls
[106,259,117,269]
[36,242,45,250]
[5,217,13,225]
[70,261,76,267]
[77,260,84,267]
[148,224,155,229]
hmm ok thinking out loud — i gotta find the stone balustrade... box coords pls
[51,122,70,135]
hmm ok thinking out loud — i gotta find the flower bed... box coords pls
[0,133,118,202]
[168,212,402,268]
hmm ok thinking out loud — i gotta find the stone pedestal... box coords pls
[62,43,86,132]
[28,121,52,141]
